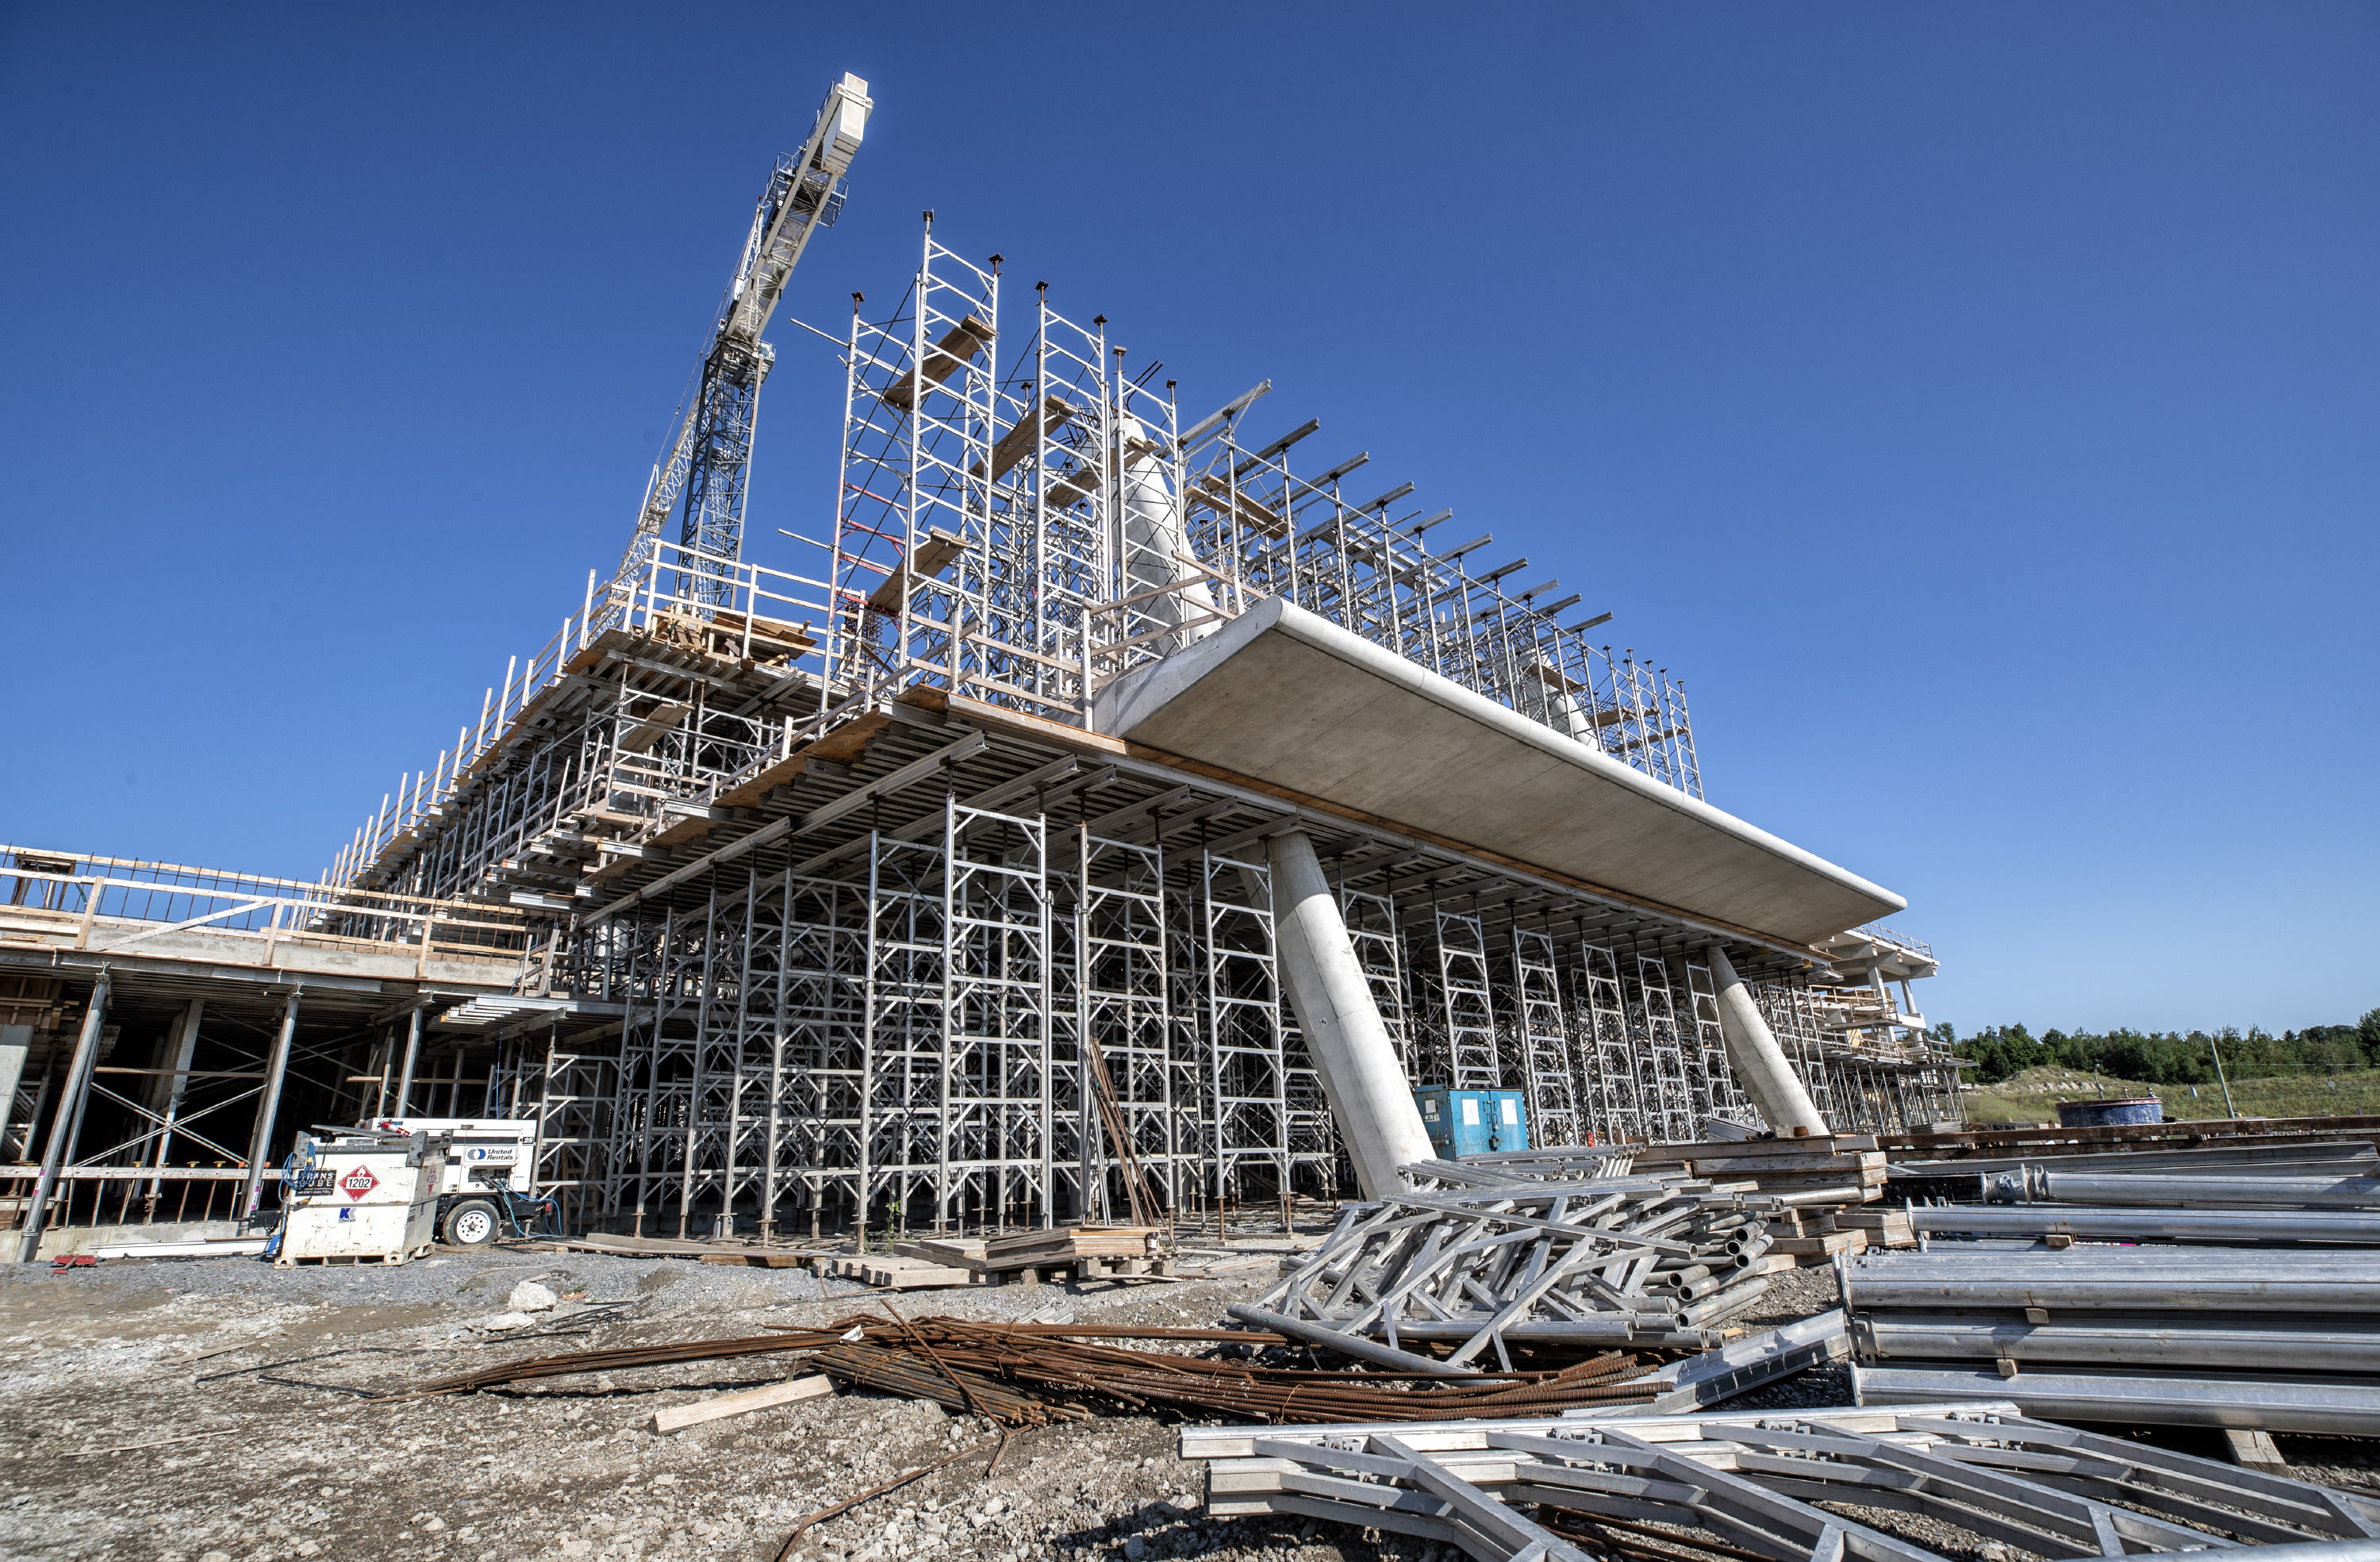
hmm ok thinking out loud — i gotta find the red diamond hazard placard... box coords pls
[340,1166,378,1200]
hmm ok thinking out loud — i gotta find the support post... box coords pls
[393,1004,424,1118]
[1705,947,1827,1137]
[241,990,301,1221]
[1263,830,1434,1199]
[144,998,205,1210]
[17,972,109,1263]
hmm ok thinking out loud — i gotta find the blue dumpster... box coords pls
[1414,1088,1529,1157]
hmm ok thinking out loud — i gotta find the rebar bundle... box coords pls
[406,1314,1671,1425]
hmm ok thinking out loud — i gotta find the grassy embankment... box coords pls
[1964,1063,2380,1125]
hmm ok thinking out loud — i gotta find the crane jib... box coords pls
[609,73,872,605]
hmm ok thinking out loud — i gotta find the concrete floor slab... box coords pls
[1092,597,1903,947]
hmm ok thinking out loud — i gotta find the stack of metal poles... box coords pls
[1844,1246,2380,1433]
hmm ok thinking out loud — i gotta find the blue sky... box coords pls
[3,4,2373,1036]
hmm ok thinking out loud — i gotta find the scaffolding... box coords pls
[250,221,1954,1235]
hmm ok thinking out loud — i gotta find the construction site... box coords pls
[9,67,2380,1562]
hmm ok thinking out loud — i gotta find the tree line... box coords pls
[1944,1011,2380,1087]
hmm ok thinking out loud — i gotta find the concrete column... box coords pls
[17,973,109,1263]
[241,991,301,1221]
[1264,830,1434,1199]
[1705,946,1828,1137]
[0,1024,30,1157]
[392,1004,424,1118]
[145,999,205,1205]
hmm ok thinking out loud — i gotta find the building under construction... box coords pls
[0,75,1956,1253]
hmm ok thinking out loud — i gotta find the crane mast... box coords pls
[617,71,871,603]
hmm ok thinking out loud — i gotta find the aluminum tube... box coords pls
[1852,1363,2380,1437]
[1847,1276,2380,1311]
[1705,946,1825,1135]
[1224,1304,1513,1377]
[1914,1204,2380,1244]
[1860,1314,2380,1373]
[1264,831,1434,1199]
[1345,1319,1719,1348]
[2021,1169,2380,1209]
[1775,1184,1870,1207]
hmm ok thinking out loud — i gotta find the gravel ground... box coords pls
[5,1240,2290,1562]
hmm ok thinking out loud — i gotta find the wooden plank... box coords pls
[1768,1230,1868,1258]
[653,1375,833,1433]
[700,1252,806,1268]
[865,1265,974,1290]
[866,529,968,613]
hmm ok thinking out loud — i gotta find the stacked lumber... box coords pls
[982,1225,1163,1284]
[1630,1134,1887,1207]
[892,1238,986,1272]
[812,1252,976,1290]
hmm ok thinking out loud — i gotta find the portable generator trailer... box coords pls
[362,1117,555,1246]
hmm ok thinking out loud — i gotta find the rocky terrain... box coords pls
[25,1245,2363,1562]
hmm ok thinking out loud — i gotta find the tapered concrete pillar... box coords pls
[1265,830,1434,1199]
[17,973,109,1263]
[241,991,301,1220]
[144,999,205,1207]
[393,1004,424,1118]
[1706,946,1827,1136]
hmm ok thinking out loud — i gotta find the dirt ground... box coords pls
[39,1243,2364,1562]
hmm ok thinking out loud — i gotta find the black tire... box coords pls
[441,1197,501,1247]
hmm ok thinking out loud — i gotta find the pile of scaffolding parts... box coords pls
[1860,1134,2380,1433]
[1185,1403,2380,1562]
[1231,1152,1805,1367]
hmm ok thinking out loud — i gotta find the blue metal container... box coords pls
[1414,1088,1530,1157]
[2056,1097,2163,1127]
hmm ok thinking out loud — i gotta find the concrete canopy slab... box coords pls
[1091,597,1903,948]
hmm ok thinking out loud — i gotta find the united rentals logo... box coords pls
[339,1166,378,1200]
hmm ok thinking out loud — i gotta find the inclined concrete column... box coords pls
[1705,946,1828,1137]
[392,1004,424,1118]
[1263,830,1434,1199]
[1118,416,1219,647]
[144,999,205,1207]
[17,973,109,1263]
[241,991,301,1220]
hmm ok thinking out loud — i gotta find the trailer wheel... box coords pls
[442,1198,500,1247]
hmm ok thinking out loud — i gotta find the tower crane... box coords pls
[615,71,871,604]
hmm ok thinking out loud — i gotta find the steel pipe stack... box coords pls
[1844,1246,2380,1433]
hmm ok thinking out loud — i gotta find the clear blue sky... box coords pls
[3,4,2373,1037]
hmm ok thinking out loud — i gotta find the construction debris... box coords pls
[1183,1402,2380,1562]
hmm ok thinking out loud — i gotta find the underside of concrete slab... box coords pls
[1092,597,1905,949]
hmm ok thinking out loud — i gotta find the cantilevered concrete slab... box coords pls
[1091,597,1902,949]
